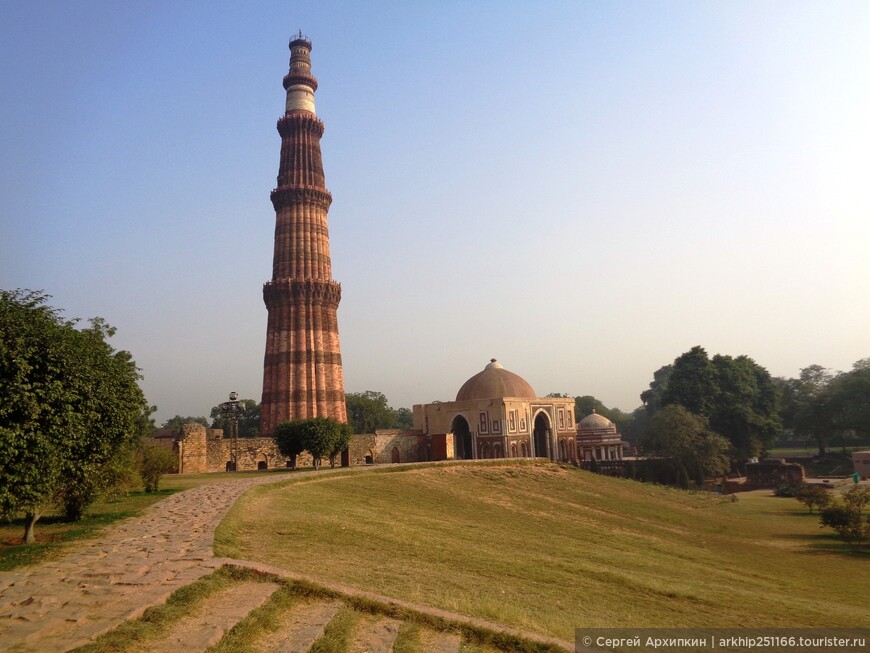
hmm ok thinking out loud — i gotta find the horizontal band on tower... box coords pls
[262,389,346,404]
[263,278,342,306]
[282,72,318,93]
[277,113,325,137]
[264,351,343,366]
[271,186,332,210]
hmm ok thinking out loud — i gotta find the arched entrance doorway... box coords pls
[451,415,473,460]
[533,412,551,459]
[257,453,268,470]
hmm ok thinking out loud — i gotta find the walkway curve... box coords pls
[0,464,574,653]
[0,474,287,652]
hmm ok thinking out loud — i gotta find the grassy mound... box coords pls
[215,461,869,640]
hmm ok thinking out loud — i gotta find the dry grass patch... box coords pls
[216,461,870,639]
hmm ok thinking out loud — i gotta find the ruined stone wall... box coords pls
[163,424,440,473]
[745,459,805,488]
[178,423,208,474]
[348,430,428,465]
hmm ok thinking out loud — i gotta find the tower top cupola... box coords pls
[284,30,318,115]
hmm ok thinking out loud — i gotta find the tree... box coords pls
[346,391,396,434]
[0,290,145,543]
[139,443,177,492]
[210,399,261,437]
[327,422,352,468]
[826,363,870,439]
[640,364,673,415]
[661,347,717,416]
[394,407,413,430]
[574,395,609,419]
[708,354,781,459]
[275,420,306,469]
[651,347,782,463]
[795,485,832,513]
[274,416,349,470]
[778,365,834,455]
[642,404,731,485]
[820,487,870,549]
[161,415,208,429]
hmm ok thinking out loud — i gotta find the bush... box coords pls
[140,444,176,492]
[795,484,833,513]
[819,487,870,549]
[774,484,799,497]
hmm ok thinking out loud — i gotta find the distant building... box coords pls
[852,451,870,479]
[413,359,577,461]
[576,410,625,461]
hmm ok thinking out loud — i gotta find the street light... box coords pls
[220,391,240,471]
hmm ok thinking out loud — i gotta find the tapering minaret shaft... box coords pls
[261,34,346,436]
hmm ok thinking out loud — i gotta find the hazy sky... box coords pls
[2,1,868,425]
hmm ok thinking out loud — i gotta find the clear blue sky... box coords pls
[2,1,868,425]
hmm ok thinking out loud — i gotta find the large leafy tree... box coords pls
[642,404,731,484]
[394,407,413,430]
[708,354,781,459]
[345,391,398,434]
[275,420,306,469]
[210,398,260,437]
[649,346,781,462]
[275,416,350,470]
[661,346,717,416]
[640,364,673,415]
[826,361,870,441]
[0,290,145,543]
[777,364,835,455]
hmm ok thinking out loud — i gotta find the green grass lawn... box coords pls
[215,461,870,640]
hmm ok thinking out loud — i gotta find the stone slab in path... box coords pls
[126,580,278,653]
[419,629,462,653]
[348,615,401,653]
[254,599,342,653]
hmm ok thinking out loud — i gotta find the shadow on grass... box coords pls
[770,531,870,557]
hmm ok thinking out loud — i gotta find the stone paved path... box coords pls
[0,475,283,652]
[128,580,279,653]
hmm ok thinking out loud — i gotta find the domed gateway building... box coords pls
[412,359,578,461]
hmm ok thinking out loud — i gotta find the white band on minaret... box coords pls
[286,85,315,113]
[285,37,317,114]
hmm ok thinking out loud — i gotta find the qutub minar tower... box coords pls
[260,33,347,436]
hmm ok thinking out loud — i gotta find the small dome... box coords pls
[578,409,614,431]
[456,359,537,401]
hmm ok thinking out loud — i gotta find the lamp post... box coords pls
[220,391,240,471]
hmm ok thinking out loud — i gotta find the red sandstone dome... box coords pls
[455,359,537,401]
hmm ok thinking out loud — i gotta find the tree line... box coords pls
[158,390,414,438]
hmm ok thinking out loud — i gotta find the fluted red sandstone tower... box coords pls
[260,33,346,436]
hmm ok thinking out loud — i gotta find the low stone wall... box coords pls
[157,423,445,474]
[745,458,805,488]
